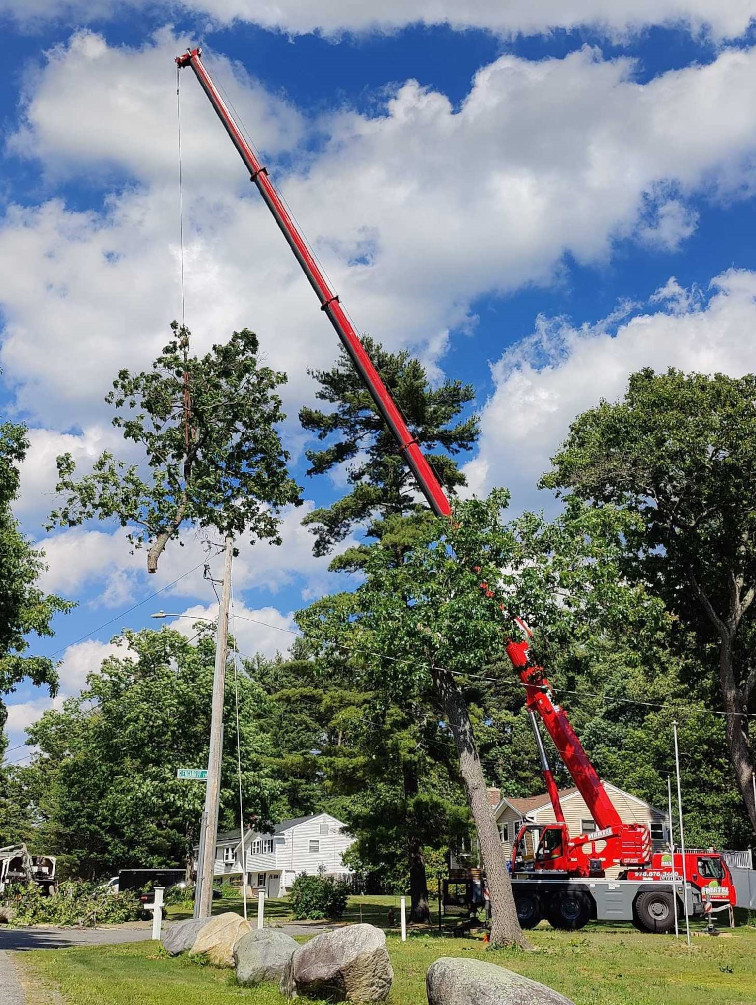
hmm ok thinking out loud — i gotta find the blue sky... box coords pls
[2,1,756,759]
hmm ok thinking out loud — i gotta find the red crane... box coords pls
[175,49,736,926]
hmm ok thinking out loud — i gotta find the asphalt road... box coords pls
[0,925,154,951]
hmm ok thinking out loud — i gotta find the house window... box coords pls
[309,840,320,854]
[252,839,262,854]
[320,822,330,836]
[498,823,509,843]
[263,839,274,854]
[649,821,665,842]
[581,818,596,834]
[257,873,265,887]
[223,847,235,864]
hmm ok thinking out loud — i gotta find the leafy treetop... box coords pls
[49,324,302,572]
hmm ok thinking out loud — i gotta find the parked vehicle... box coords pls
[0,844,56,896]
[117,868,187,917]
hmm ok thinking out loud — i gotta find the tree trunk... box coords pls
[146,501,187,573]
[718,638,756,834]
[430,666,529,949]
[403,761,430,923]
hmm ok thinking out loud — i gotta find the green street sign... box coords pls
[177,768,208,781]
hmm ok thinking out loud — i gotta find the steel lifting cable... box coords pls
[176,65,186,330]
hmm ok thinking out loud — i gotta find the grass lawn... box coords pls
[15,922,756,1005]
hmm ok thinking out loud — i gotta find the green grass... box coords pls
[16,923,756,1005]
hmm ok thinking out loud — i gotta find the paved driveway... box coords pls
[0,925,154,951]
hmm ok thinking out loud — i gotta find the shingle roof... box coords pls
[215,814,331,846]
[504,787,578,815]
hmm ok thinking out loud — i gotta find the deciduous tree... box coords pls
[49,324,301,572]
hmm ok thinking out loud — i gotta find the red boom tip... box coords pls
[175,48,201,67]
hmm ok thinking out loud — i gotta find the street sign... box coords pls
[177,768,208,781]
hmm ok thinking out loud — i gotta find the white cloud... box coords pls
[34,500,356,609]
[163,601,296,660]
[0,0,752,40]
[3,37,756,441]
[465,268,756,508]
[3,637,128,755]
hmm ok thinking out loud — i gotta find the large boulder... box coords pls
[234,928,299,985]
[189,912,252,967]
[161,917,213,956]
[426,958,576,1005]
[280,923,393,1002]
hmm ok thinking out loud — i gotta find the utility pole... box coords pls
[197,535,234,918]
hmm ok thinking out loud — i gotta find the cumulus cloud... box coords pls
[35,500,356,609]
[465,268,756,508]
[162,601,296,660]
[0,0,752,40]
[4,34,756,439]
[3,637,128,756]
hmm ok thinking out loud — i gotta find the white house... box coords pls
[200,813,354,898]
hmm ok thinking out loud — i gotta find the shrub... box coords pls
[289,873,350,920]
[2,880,142,927]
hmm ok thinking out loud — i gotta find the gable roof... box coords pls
[495,782,665,821]
[214,813,345,848]
[500,787,578,817]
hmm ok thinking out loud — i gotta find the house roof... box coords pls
[503,787,578,816]
[495,781,665,821]
[214,814,342,847]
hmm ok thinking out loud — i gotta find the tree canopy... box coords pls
[49,324,302,572]
[299,335,478,563]
[0,417,71,731]
[20,627,279,877]
[544,367,756,833]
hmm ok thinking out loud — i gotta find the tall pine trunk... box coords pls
[430,666,530,949]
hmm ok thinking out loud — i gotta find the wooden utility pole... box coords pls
[197,535,233,918]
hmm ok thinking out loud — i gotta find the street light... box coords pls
[151,611,215,621]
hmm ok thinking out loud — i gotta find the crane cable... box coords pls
[176,65,186,329]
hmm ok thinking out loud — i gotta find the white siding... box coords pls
[274,814,353,878]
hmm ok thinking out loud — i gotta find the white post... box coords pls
[400,896,407,942]
[152,887,164,940]
[667,776,679,938]
[257,889,265,930]
[673,722,691,947]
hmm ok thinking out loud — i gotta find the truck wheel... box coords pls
[514,892,541,929]
[546,891,590,931]
[633,891,677,934]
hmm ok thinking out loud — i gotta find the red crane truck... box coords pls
[175,48,736,933]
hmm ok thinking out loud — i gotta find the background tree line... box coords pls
[1,329,754,939]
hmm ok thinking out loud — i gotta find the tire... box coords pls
[546,891,591,931]
[633,891,677,934]
[514,892,542,930]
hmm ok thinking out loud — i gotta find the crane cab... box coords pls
[511,822,572,875]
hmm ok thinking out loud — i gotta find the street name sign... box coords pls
[177,768,208,780]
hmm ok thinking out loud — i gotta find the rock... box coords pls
[189,912,252,967]
[161,917,213,956]
[426,958,576,1005]
[234,928,299,985]
[280,923,393,1002]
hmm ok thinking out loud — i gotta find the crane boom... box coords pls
[176,47,627,839]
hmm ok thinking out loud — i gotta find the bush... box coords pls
[2,880,142,927]
[289,873,350,920]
